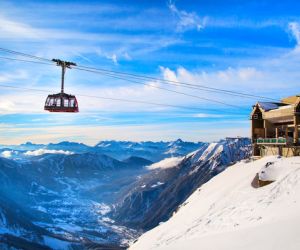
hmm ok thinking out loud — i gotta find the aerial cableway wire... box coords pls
[0,56,54,66]
[0,83,249,116]
[0,47,281,104]
[74,65,279,102]
[0,55,244,109]
[0,54,249,109]
[0,48,53,63]
[74,67,243,109]
[0,55,244,108]
[76,65,260,100]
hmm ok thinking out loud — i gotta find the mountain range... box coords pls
[0,138,251,249]
[0,139,204,162]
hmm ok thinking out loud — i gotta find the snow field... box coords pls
[130,156,300,250]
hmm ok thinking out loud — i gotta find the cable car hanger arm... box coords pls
[52,59,77,94]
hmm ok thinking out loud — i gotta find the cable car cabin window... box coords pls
[56,98,61,107]
[70,99,75,107]
[64,99,69,107]
[49,98,54,106]
[45,97,50,106]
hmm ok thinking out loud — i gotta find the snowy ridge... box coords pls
[112,138,251,231]
[130,156,300,250]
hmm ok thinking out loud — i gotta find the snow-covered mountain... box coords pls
[0,139,204,162]
[0,138,252,249]
[94,139,205,161]
[112,138,251,230]
[0,153,151,249]
[129,156,300,250]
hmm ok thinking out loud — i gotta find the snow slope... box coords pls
[130,156,300,250]
[113,138,250,231]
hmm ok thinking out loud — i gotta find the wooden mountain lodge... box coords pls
[251,95,300,157]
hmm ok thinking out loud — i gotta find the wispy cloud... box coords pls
[0,15,40,39]
[289,22,300,53]
[105,53,118,65]
[0,69,29,82]
[0,13,182,65]
[24,149,74,156]
[193,113,226,118]
[168,0,205,32]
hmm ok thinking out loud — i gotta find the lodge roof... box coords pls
[256,102,284,111]
[253,95,300,113]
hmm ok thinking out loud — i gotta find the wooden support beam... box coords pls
[264,120,268,138]
[294,115,299,144]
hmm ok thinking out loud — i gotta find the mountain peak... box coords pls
[174,138,183,143]
[23,141,34,145]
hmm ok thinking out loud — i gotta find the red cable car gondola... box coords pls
[44,59,79,113]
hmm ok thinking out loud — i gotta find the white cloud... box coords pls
[160,66,178,82]
[1,150,12,158]
[168,0,205,32]
[147,156,184,170]
[237,67,262,80]
[0,70,29,83]
[24,149,74,156]
[193,113,225,118]
[160,66,265,93]
[288,22,300,54]
[216,67,262,82]
[289,22,300,45]
[0,15,40,39]
[159,66,262,94]
[106,53,118,65]
[0,100,16,113]
[0,13,180,62]
[0,92,46,115]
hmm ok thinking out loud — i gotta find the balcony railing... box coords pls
[256,137,287,145]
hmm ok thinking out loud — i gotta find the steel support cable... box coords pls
[0,48,53,63]
[75,65,279,102]
[0,83,249,115]
[74,67,245,109]
[0,56,54,66]
[0,55,250,109]
[0,47,280,103]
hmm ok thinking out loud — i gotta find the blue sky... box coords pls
[0,0,300,144]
